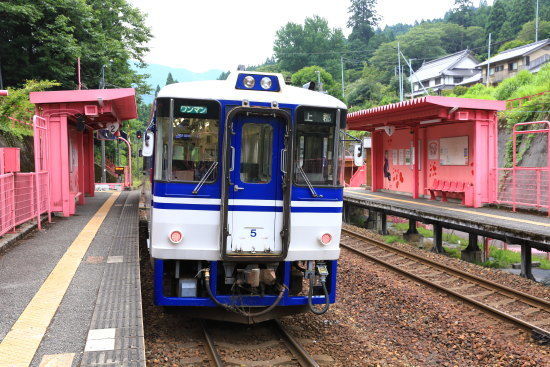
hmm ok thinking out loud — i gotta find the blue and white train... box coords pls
[142,71,346,322]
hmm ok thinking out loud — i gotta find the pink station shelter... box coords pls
[29,89,137,217]
[347,96,506,208]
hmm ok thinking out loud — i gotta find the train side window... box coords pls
[240,123,273,184]
[294,106,343,187]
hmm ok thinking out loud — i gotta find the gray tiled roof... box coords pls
[477,39,549,67]
[410,50,477,82]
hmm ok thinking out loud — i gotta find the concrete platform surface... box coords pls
[0,190,145,367]
[344,188,550,249]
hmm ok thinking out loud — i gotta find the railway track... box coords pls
[201,319,320,367]
[340,228,550,343]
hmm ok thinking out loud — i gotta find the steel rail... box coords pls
[272,319,320,367]
[341,228,550,340]
[200,321,224,367]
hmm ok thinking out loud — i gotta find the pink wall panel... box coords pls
[379,121,476,197]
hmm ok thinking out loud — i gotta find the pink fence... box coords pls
[0,171,51,237]
[495,167,550,215]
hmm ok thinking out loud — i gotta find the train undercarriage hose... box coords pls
[203,269,286,318]
[307,276,330,315]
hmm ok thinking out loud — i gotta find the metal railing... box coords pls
[0,171,51,237]
[495,167,549,215]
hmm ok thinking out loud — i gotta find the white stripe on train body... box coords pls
[150,197,342,261]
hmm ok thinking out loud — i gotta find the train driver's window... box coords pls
[295,124,337,186]
[171,117,218,182]
[240,123,273,184]
[154,98,220,183]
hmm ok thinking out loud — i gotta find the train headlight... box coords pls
[169,230,183,244]
[243,76,255,89]
[260,77,272,90]
[319,233,333,246]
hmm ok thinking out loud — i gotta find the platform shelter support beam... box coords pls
[432,223,444,253]
[376,212,388,235]
[406,219,418,235]
[59,109,71,217]
[520,244,535,280]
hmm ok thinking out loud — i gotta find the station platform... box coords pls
[344,188,550,251]
[0,191,144,367]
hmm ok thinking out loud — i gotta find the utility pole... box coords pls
[315,70,323,92]
[101,139,106,183]
[0,56,3,90]
[340,56,345,98]
[397,42,403,101]
[535,0,539,42]
[409,59,414,100]
[400,52,429,95]
[486,33,492,86]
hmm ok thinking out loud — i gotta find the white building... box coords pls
[408,50,481,97]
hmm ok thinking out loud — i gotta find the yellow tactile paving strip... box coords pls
[345,189,550,228]
[0,193,119,367]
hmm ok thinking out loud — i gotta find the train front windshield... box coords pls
[154,98,220,182]
[295,107,343,187]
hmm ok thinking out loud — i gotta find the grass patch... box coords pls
[482,246,550,269]
[443,246,462,259]
[383,235,404,244]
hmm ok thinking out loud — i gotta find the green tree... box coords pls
[0,0,151,93]
[446,0,475,27]
[516,20,550,43]
[0,80,59,137]
[486,0,508,39]
[290,66,341,99]
[217,71,230,80]
[347,0,380,55]
[273,16,346,76]
[499,0,535,42]
[498,40,529,53]
[166,72,177,85]
[154,85,160,97]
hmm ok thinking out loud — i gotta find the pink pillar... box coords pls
[77,130,85,205]
[59,110,71,217]
[86,130,95,197]
[472,118,490,208]
[370,131,383,192]
[413,126,419,199]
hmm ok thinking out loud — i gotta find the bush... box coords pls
[0,80,59,138]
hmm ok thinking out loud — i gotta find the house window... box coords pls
[434,77,442,85]
[524,56,530,66]
[453,77,463,84]
[489,67,495,76]
[414,84,419,91]
[494,65,504,72]
[508,62,518,71]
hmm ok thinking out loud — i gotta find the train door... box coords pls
[227,116,284,256]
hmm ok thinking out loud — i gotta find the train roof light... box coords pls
[260,77,272,90]
[235,73,281,92]
[243,76,255,89]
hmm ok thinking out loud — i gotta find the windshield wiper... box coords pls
[192,161,218,194]
[297,166,322,198]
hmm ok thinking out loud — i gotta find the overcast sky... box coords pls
[128,0,493,72]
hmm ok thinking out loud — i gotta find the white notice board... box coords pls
[439,136,469,166]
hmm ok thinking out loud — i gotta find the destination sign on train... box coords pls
[303,110,333,123]
[180,105,207,114]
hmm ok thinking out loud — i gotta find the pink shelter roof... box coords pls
[348,96,506,131]
[30,88,137,121]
